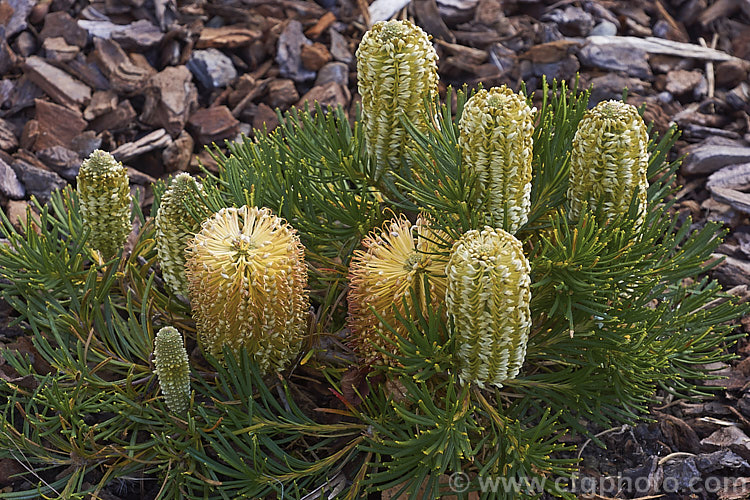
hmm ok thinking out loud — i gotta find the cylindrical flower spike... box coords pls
[458,86,535,234]
[356,19,439,171]
[185,206,309,373]
[446,227,531,387]
[348,214,448,364]
[77,150,131,258]
[155,173,204,298]
[567,100,649,224]
[153,326,191,415]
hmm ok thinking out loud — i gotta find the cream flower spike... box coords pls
[185,206,309,373]
[155,173,204,298]
[446,227,531,388]
[458,86,535,234]
[356,20,439,172]
[77,149,131,259]
[153,326,191,415]
[568,99,649,225]
[347,214,449,364]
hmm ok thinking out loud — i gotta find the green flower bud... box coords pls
[77,150,131,258]
[356,20,439,171]
[568,100,649,224]
[155,173,204,298]
[458,87,535,233]
[153,326,191,415]
[185,206,310,373]
[446,227,531,387]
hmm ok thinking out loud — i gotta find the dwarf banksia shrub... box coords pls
[446,227,531,387]
[458,86,535,233]
[356,19,438,171]
[348,214,448,364]
[155,173,203,298]
[567,99,649,224]
[185,206,309,372]
[1,66,746,498]
[153,326,191,415]
[77,149,131,258]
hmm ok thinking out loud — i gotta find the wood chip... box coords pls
[23,56,91,109]
[32,99,87,151]
[39,11,88,48]
[196,26,262,49]
[305,12,336,39]
[141,65,198,137]
[112,129,172,161]
[42,36,80,63]
[267,79,299,109]
[88,99,137,133]
[162,130,194,173]
[710,187,750,214]
[187,106,240,145]
[296,81,349,110]
[585,35,750,65]
[64,53,111,91]
[300,42,331,71]
[83,90,119,121]
[708,163,750,191]
[92,37,153,94]
[0,118,18,151]
[682,144,750,175]
[0,32,19,75]
[414,0,455,42]
[368,0,411,24]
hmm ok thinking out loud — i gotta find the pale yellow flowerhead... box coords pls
[348,214,449,364]
[185,206,310,373]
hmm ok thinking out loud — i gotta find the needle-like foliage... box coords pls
[0,70,745,500]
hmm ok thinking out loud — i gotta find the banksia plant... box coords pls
[458,86,535,233]
[348,214,448,364]
[2,71,747,500]
[185,206,309,373]
[446,227,531,387]
[155,173,204,298]
[356,19,439,172]
[77,149,131,258]
[153,326,191,415]
[567,99,649,224]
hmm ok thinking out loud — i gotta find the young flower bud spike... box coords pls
[186,206,309,373]
[153,326,191,415]
[155,173,204,298]
[356,20,439,172]
[77,149,131,258]
[446,227,531,387]
[568,100,649,225]
[348,214,448,364]
[458,87,535,233]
